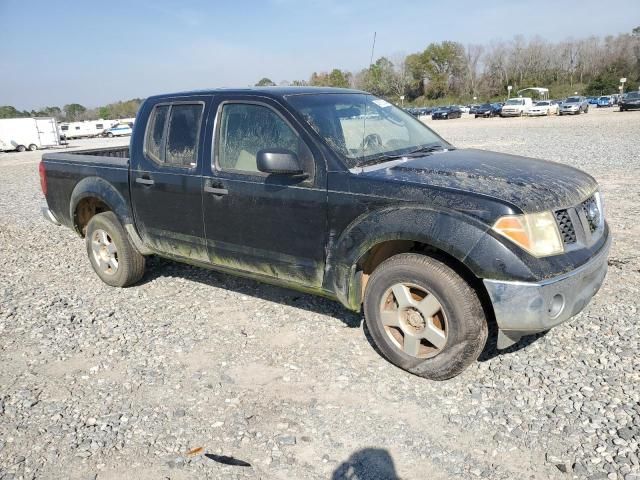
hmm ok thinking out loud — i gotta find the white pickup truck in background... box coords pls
[500,97,534,117]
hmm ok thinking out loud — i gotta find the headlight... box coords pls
[492,211,564,257]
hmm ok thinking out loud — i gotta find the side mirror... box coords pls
[257,148,303,175]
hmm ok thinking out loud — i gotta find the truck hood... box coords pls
[359,148,598,213]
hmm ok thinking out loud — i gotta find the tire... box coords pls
[16,145,26,152]
[85,211,145,287]
[106,132,114,138]
[28,144,38,151]
[363,253,488,380]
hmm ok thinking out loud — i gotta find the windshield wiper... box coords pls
[358,144,449,167]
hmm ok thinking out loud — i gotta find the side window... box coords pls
[217,103,301,173]
[165,104,203,167]
[145,105,169,164]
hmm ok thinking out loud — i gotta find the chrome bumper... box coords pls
[483,235,611,348]
[41,206,61,226]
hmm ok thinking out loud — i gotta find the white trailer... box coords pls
[59,120,116,140]
[0,117,61,152]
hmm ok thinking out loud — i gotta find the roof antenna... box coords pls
[369,32,377,66]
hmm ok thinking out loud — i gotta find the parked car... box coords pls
[619,91,640,111]
[431,106,462,120]
[103,123,133,137]
[474,103,501,118]
[587,97,599,105]
[412,107,432,117]
[40,87,610,380]
[469,104,481,115]
[500,97,533,117]
[559,96,589,115]
[458,105,470,114]
[596,96,613,108]
[526,100,559,116]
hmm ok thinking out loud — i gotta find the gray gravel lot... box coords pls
[1,109,639,480]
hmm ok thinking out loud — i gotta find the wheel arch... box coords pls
[328,206,493,311]
[69,177,132,237]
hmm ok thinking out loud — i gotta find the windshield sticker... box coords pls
[372,99,392,108]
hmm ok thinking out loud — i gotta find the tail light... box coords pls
[39,161,47,196]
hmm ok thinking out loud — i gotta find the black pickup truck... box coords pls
[40,87,610,380]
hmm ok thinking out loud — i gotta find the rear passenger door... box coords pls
[130,97,211,261]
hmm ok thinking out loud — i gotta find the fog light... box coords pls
[549,294,565,319]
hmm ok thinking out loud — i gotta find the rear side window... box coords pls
[166,104,203,167]
[145,105,169,163]
[144,103,203,167]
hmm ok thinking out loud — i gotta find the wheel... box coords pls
[85,212,145,287]
[620,107,625,112]
[363,254,488,380]
[584,106,589,113]
[16,145,26,152]
[106,132,114,138]
[28,144,38,151]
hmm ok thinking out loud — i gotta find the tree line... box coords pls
[2,28,638,119]
[257,27,640,105]
[0,99,142,122]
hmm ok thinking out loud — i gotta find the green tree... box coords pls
[255,77,276,86]
[63,103,86,121]
[406,41,466,99]
[0,106,28,119]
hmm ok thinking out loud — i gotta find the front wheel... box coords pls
[363,254,488,380]
[16,145,26,152]
[106,132,114,138]
[86,212,145,287]
[28,144,38,151]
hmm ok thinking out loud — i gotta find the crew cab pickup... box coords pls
[40,87,610,380]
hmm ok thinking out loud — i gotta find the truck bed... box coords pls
[42,146,132,231]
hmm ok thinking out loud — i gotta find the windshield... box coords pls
[625,92,639,99]
[535,101,549,106]
[566,97,581,103]
[599,97,608,100]
[505,99,524,105]
[286,93,449,168]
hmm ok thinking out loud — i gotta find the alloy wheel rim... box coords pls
[91,229,118,275]
[379,282,448,359]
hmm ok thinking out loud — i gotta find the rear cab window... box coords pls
[144,102,204,168]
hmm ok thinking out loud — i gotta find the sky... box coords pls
[1,0,638,110]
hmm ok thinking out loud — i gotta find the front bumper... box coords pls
[483,234,611,348]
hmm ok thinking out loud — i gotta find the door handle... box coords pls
[136,177,155,186]
[204,185,228,195]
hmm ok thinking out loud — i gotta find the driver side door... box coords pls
[202,96,328,288]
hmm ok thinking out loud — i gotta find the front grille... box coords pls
[555,209,576,244]
[581,196,600,233]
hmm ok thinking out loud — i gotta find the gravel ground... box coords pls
[0,109,639,480]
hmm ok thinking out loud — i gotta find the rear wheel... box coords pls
[85,212,145,287]
[28,144,38,151]
[16,145,26,152]
[106,132,114,138]
[363,254,488,380]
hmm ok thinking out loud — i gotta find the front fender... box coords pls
[328,206,492,310]
[69,177,132,234]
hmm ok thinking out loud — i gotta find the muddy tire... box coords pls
[363,253,487,381]
[85,212,145,287]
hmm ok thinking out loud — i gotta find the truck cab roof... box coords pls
[145,86,366,102]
